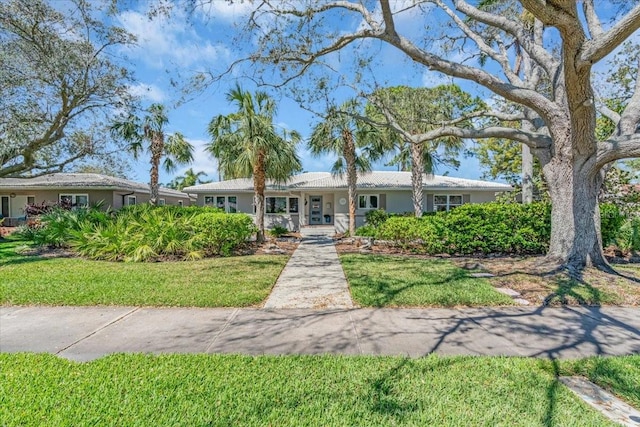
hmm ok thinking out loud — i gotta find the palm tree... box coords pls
[111,104,194,205]
[168,168,211,190]
[309,100,379,236]
[207,85,301,242]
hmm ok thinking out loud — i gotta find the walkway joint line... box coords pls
[205,308,239,353]
[55,307,140,356]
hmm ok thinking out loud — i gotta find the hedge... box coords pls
[359,202,622,256]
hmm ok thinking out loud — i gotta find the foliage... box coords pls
[364,209,389,228]
[167,168,211,190]
[600,203,625,247]
[18,205,255,262]
[0,0,134,178]
[191,212,256,256]
[268,225,289,238]
[354,224,377,237]
[370,203,550,255]
[111,104,194,205]
[615,217,640,253]
[207,84,301,242]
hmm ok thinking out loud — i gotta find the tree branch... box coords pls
[412,125,552,150]
[618,57,640,135]
[596,134,640,169]
[581,3,640,66]
[582,0,603,39]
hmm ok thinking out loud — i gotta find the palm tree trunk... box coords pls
[254,151,266,243]
[149,132,163,206]
[343,129,357,236]
[410,141,424,218]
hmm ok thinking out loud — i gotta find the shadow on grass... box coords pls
[343,255,508,307]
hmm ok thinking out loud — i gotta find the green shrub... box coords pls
[268,225,289,238]
[354,225,377,237]
[615,217,640,253]
[600,203,626,246]
[364,209,389,227]
[192,213,256,256]
[372,202,551,255]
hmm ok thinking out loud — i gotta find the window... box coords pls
[358,194,379,210]
[59,194,89,209]
[127,196,136,206]
[434,194,463,212]
[266,197,287,214]
[27,196,35,205]
[288,197,299,213]
[158,199,166,206]
[178,200,184,207]
[207,196,237,212]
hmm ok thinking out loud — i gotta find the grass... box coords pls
[0,236,288,307]
[468,257,640,306]
[340,254,514,307]
[3,353,637,427]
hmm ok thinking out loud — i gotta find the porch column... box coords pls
[300,191,305,227]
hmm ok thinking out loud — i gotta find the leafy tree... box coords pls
[0,0,134,177]
[223,0,640,269]
[207,85,302,242]
[168,168,212,190]
[309,100,378,236]
[111,104,194,205]
[367,85,482,216]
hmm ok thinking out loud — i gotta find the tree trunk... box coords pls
[543,154,608,270]
[343,129,357,236]
[254,151,266,243]
[410,141,424,218]
[521,144,534,204]
[149,133,163,206]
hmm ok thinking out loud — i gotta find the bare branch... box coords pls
[581,3,640,66]
[435,0,522,86]
[453,0,558,77]
[596,134,640,169]
[618,57,640,135]
[582,0,603,39]
[412,125,552,150]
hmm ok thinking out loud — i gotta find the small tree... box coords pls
[111,104,194,205]
[309,100,378,236]
[207,85,301,242]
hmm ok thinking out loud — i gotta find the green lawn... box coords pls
[0,236,288,307]
[2,353,635,426]
[340,254,514,307]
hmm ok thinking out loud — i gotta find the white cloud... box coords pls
[194,1,254,22]
[117,9,231,69]
[128,83,167,102]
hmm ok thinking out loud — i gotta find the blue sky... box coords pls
[112,1,493,185]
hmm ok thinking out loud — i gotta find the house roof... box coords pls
[183,171,512,193]
[0,173,190,198]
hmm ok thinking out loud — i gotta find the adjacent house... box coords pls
[184,171,512,233]
[0,173,192,226]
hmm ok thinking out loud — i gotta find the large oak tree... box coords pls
[230,0,640,270]
[0,0,134,177]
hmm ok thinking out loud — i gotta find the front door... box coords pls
[309,195,323,225]
[1,196,9,218]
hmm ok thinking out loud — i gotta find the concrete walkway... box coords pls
[263,229,353,309]
[2,306,639,362]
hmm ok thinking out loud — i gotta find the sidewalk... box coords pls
[2,305,639,362]
[263,232,353,309]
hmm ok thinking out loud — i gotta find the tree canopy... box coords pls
[0,0,135,178]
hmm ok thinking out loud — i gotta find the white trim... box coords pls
[158,198,166,206]
[126,195,137,206]
[358,194,379,210]
[433,194,463,212]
